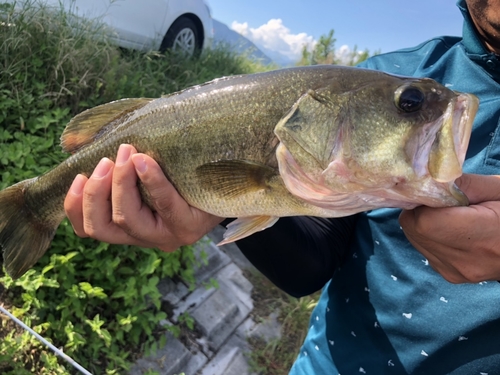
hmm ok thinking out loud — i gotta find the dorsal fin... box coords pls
[60,98,154,153]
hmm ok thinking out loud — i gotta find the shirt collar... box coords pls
[457,0,500,74]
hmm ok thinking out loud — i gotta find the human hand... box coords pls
[64,144,224,252]
[399,174,500,283]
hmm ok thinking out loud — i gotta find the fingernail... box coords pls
[132,154,147,174]
[116,144,132,166]
[92,158,112,178]
[69,174,86,195]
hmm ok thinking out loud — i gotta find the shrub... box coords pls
[0,1,270,373]
[0,234,200,374]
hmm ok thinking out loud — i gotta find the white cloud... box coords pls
[336,44,355,65]
[335,44,367,66]
[231,19,365,65]
[231,19,315,62]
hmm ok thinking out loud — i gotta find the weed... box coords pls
[0,0,271,373]
[246,270,320,375]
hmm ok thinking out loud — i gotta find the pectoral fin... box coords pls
[196,160,278,198]
[218,216,279,245]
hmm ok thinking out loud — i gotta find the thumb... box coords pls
[131,153,223,224]
[131,153,186,214]
[455,173,500,204]
[131,152,224,245]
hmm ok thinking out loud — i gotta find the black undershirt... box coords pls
[223,215,359,298]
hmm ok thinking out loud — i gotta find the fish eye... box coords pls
[395,86,425,113]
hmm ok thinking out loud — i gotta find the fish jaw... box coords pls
[452,93,477,167]
[275,143,377,216]
[429,93,477,206]
[276,141,470,215]
[405,92,478,206]
[409,92,477,184]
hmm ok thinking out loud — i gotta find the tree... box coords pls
[312,29,336,64]
[297,29,373,67]
[297,44,312,66]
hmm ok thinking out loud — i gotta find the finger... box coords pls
[401,202,500,249]
[405,234,464,283]
[131,152,185,225]
[419,242,492,284]
[110,144,148,234]
[111,145,173,247]
[399,207,500,283]
[64,174,89,238]
[82,153,155,246]
[399,209,467,283]
[418,247,467,284]
[112,145,180,251]
[455,174,500,204]
[80,157,120,240]
[132,153,224,247]
[399,205,467,246]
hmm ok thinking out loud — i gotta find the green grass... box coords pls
[0,1,273,373]
[245,270,320,374]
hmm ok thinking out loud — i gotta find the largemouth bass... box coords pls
[0,65,478,279]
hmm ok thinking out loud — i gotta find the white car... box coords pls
[8,0,214,55]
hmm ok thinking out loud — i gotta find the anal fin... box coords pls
[218,216,279,245]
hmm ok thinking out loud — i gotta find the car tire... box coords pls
[160,17,200,56]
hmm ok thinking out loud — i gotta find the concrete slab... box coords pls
[157,278,177,296]
[192,238,231,283]
[223,349,252,375]
[129,332,190,375]
[191,288,239,351]
[171,285,216,322]
[161,279,190,306]
[224,326,253,360]
[207,226,256,271]
[216,263,253,310]
[195,336,214,358]
[200,332,255,375]
[132,231,261,375]
[200,347,250,375]
[180,350,208,375]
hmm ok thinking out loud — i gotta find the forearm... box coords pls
[230,215,358,297]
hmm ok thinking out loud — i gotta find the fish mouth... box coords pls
[428,93,478,183]
[427,93,478,205]
[410,93,477,181]
[407,92,477,207]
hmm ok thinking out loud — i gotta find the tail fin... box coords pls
[0,178,59,279]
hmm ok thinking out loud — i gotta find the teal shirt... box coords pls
[290,1,500,374]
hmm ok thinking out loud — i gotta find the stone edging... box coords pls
[130,228,279,375]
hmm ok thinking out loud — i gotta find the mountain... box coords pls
[253,45,295,67]
[212,19,274,66]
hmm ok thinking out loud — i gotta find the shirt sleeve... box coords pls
[225,215,359,298]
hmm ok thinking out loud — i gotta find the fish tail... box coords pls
[0,178,60,279]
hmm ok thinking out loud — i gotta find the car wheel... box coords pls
[160,17,200,56]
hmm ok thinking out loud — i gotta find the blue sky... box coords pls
[207,0,464,63]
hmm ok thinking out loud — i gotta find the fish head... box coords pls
[275,70,478,214]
